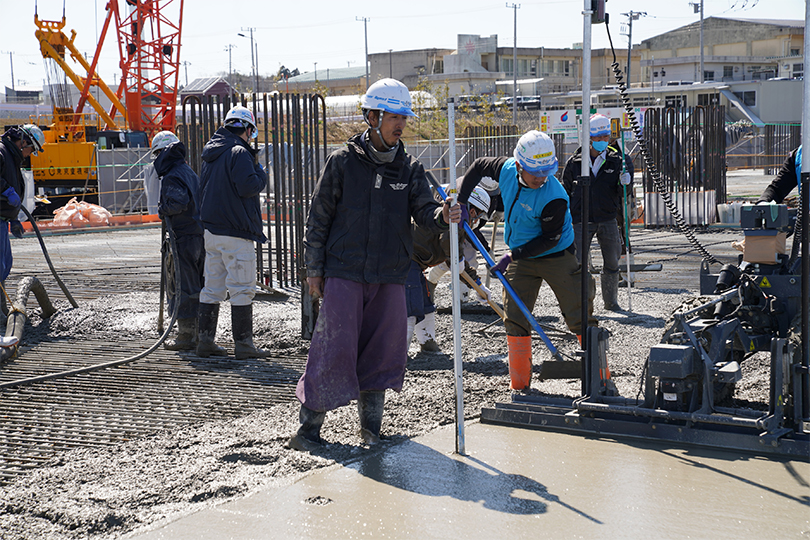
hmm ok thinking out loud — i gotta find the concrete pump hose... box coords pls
[20,206,79,308]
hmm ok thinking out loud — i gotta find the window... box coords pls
[698,93,718,106]
[703,71,715,81]
[502,58,513,76]
[665,95,686,108]
[723,65,734,79]
[733,91,756,107]
[793,63,804,78]
[791,48,800,56]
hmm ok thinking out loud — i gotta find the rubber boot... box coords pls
[406,316,416,351]
[507,335,533,390]
[415,312,440,353]
[232,304,270,359]
[164,318,197,351]
[196,303,227,357]
[287,405,326,452]
[357,390,385,445]
[601,272,621,311]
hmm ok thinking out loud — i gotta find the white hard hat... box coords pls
[20,124,45,156]
[513,130,558,177]
[589,114,611,138]
[468,186,491,214]
[360,78,417,118]
[225,105,258,139]
[150,130,180,159]
[478,175,499,192]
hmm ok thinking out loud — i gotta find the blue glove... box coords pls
[2,187,21,208]
[490,253,512,276]
[10,220,23,239]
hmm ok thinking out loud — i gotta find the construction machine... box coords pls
[30,0,183,212]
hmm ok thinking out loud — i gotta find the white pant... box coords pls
[200,230,256,306]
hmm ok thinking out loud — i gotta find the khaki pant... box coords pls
[503,249,596,337]
[199,230,257,306]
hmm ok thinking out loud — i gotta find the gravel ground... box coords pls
[0,254,773,540]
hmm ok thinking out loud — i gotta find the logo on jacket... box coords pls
[604,168,615,174]
[390,183,408,190]
[520,202,533,212]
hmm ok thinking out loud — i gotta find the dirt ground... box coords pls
[0,256,773,540]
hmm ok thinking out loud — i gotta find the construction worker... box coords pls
[458,130,596,391]
[561,114,632,311]
[197,105,269,360]
[0,125,42,349]
[290,78,461,451]
[1,125,43,280]
[150,131,204,351]
[407,184,492,353]
[758,145,802,204]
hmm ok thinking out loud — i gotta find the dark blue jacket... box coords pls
[199,127,267,243]
[0,135,24,221]
[155,141,203,238]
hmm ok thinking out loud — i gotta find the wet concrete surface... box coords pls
[130,421,810,539]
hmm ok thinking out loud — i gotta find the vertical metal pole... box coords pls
[508,3,520,125]
[620,128,632,312]
[447,98,465,455]
[357,17,370,89]
[800,0,810,422]
[580,0,593,394]
[699,0,704,84]
[626,15,632,86]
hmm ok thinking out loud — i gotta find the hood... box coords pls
[348,130,405,166]
[0,135,23,165]
[201,127,248,163]
[154,141,187,177]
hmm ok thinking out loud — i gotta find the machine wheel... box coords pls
[660,296,716,344]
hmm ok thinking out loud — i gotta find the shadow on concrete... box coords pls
[349,440,603,522]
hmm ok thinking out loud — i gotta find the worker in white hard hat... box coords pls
[197,105,269,360]
[1,124,44,278]
[561,113,632,311]
[150,130,205,351]
[457,129,596,391]
[291,78,461,452]
[406,183,493,353]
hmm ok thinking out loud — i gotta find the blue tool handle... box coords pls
[433,180,560,358]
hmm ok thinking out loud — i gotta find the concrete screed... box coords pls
[0,169,807,539]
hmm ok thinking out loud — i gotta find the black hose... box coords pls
[604,20,720,265]
[19,206,79,308]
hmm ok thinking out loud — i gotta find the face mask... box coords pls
[592,140,608,152]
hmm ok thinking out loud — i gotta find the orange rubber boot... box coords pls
[507,335,533,390]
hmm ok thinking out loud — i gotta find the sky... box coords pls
[0,0,805,91]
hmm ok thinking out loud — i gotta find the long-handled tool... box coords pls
[429,179,581,379]
[619,126,633,311]
[460,269,504,319]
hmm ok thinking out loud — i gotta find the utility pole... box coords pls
[507,3,520,125]
[690,1,704,82]
[389,49,393,78]
[9,52,14,91]
[314,62,318,82]
[238,28,256,93]
[224,44,236,92]
[357,17,370,89]
[181,60,191,87]
[620,11,646,86]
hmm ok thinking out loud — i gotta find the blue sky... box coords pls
[0,0,804,90]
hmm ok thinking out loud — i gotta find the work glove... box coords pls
[490,253,512,277]
[2,187,21,208]
[620,172,632,185]
[10,220,23,239]
[459,203,470,229]
[475,279,491,305]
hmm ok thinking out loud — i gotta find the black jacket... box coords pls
[199,127,268,243]
[759,147,799,203]
[155,141,203,238]
[304,132,447,284]
[0,135,24,221]
[562,145,629,224]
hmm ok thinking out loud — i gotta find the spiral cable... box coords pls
[604,20,720,265]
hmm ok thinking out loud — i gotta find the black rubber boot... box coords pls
[196,303,227,357]
[164,317,197,351]
[232,304,270,359]
[601,272,621,311]
[287,406,326,452]
[357,391,385,445]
